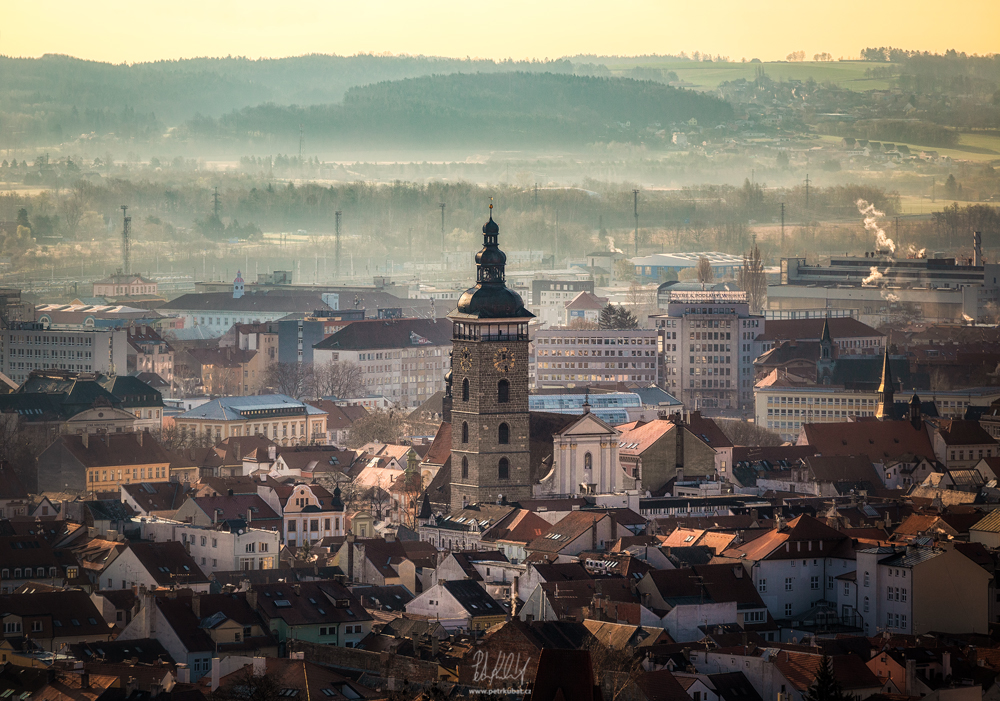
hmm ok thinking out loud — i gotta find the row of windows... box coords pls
[461,422,510,444]
[535,336,655,345]
[461,378,509,403]
[460,456,510,480]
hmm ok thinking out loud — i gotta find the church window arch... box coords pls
[462,422,469,443]
[498,379,509,404]
[461,456,469,479]
[498,457,509,480]
[462,378,469,402]
[498,423,509,444]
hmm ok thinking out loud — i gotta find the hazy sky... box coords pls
[3,0,997,64]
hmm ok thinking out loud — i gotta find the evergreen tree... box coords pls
[804,655,849,701]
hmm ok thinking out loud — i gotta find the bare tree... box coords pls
[716,419,784,447]
[0,415,43,492]
[367,475,391,521]
[347,409,404,448]
[259,361,314,399]
[626,281,657,328]
[696,256,714,284]
[738,241,767,314]
[586,639,644,701]
[212,665,282,701]
[313,360,363,399]
[567,317,600,330]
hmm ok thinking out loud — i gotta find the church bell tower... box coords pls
[448,205,534,511]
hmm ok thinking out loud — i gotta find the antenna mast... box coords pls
[121,205,131,275]
[633,189,640,255]
[335,210,342,280]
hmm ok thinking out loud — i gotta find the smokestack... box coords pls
[974,231,983,267]
[210,658,220,691]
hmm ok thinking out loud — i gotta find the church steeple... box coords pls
[875,346,895,419]
[447,204,534,512]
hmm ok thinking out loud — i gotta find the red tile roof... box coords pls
[772,651,881,692]
[799,420,935,462]
[618,420,676,455]
[722,515,850,562]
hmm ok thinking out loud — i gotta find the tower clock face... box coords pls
[458,347,473,372]
[493,347,515,372]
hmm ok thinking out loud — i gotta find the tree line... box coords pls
[179,72,734,150]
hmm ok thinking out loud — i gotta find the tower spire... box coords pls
[875,346,895,419]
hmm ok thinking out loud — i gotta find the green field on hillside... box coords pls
[609,60,895,91]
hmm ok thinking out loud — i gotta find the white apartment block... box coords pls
[0,323,128,385]
[138,518,280,574]
[312,319,452,409]
[653,291,764,412]
[532,329,658,389]
[530,279,595,329]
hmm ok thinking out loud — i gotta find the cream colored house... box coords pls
[534,409,626,498]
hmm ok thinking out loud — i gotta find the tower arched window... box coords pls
[462,422,469,444]
[584,452,593,470]
[498,379,509,404]
[462,378,469,402]
[498,457,509,480]
[461,456,469,479]
[498,423,509,444]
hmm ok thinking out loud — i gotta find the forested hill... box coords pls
[180,72,733,149]
[0,54,579,145]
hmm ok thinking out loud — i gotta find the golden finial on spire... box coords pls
[489,197,493,211]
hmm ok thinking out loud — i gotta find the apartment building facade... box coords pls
[312,318,452,408]
[532,329,658,389]
[0,323,128,385]
[653,290,764,411]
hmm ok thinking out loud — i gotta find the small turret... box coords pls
[233,270,245,299]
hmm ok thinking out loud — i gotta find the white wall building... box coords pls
[0,323,127,385]
[653,290,764,411]
[533,329,659,389]
[138,518,280,574]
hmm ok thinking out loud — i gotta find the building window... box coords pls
[785,577,793,591]
[864,596,869,612]
[462,379,470,402]
[785,604,792,617]
[461,456,469,479]
[498,457,509,480]
[462,422,469,444]
[864,572,870,587]
[811,576,819,590]
[757,579,766,593]
[498,423,509,445]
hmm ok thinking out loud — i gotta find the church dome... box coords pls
[456,284,528,319]
[453,208,533,320]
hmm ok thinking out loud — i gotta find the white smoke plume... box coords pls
[906,244,927,258]
[857,199,895,254]
[883,291,900,304]
[963,314,975,323]
[607,236,624,254]
[863,266,884,285]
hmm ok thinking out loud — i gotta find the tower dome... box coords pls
[454,206,533,320]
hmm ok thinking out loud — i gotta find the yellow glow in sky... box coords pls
[2,0,998,64]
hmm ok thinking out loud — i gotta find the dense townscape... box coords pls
[0,8,999,697]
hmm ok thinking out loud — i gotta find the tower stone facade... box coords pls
[448,207,534,511]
